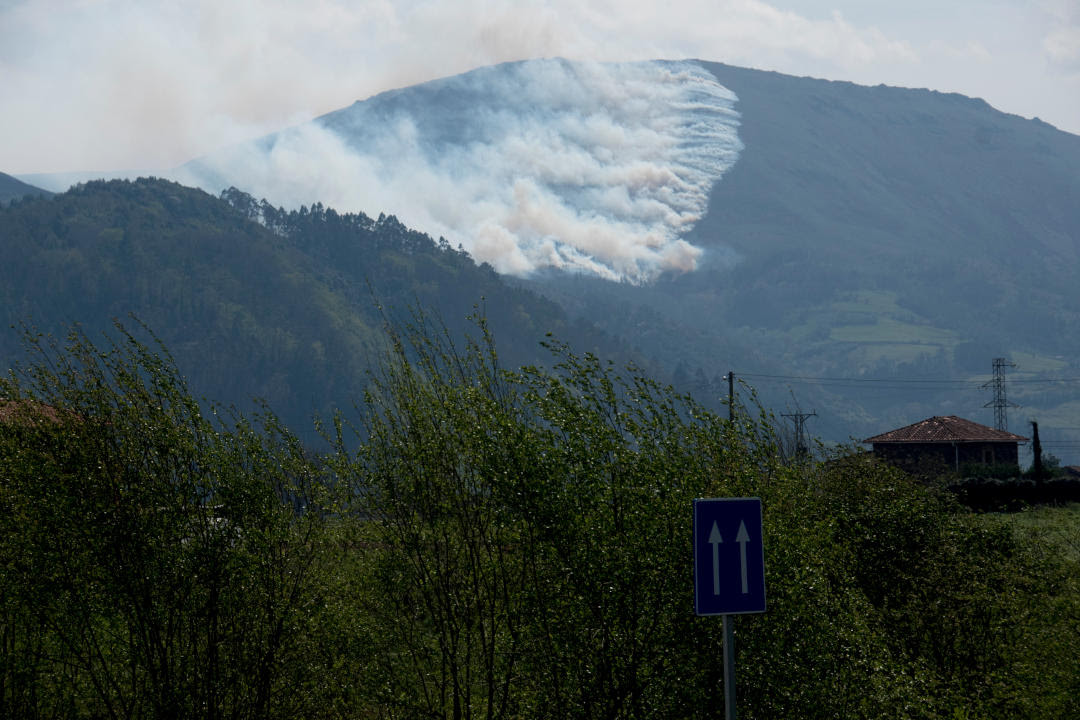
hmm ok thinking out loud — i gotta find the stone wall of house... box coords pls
[872,441,1019,473]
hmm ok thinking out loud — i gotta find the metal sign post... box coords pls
[723,614,737,719]
[694,497,767,720]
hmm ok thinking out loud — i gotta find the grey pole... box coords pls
[728,372,734,423]
[724,372,737,720]
[723,614,737,720]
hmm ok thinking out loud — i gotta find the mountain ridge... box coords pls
[0,171,52,204]
[0,178,630,443]
[5,59,1078,459]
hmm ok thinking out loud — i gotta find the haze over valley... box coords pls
[7,55,1079,463]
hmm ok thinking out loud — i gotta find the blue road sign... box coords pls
[694,497,766,616]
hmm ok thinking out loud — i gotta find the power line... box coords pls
[732,368,1080,443]
[736,372,1080,390]
[739,372,978,384]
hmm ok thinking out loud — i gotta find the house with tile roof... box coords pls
[864,415,1028,474]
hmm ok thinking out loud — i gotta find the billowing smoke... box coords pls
[175,59,742,283]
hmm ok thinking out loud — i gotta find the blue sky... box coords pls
[1,0,1077,174]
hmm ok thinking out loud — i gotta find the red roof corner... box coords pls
[864,415,1028,444]
[0,399,71,426]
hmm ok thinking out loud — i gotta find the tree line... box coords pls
[0,179,630,446]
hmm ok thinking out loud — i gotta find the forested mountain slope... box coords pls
[0,178,617,439]
[168,58,1080,455]
[522,62,1080,451]
[0,171,51,205]
[13,59,1080,456]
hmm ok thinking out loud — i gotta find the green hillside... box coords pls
[521,63,1080,457]
[0,172,51,205]
[697,61,1080,356]
[8,61,1080,459]
[0,178,614,439]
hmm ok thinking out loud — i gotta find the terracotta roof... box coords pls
[0,399,70,425]
[864,415,1028,444]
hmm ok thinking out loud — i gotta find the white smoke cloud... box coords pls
[4,0,1077,179]
[1040,0,1080,71]
[5,1,1075,283]
[0,0,937,176]
[174,59,742,283]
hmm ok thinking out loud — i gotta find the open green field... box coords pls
[999,502,1080,563]
[828,316,957,346]
[828,290,910,316]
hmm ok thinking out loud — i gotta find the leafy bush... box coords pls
[330,315,1079,719]
[2,316,1077,718]
[959,462,1021,480]
[0,322,341,719]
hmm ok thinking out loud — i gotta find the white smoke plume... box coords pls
[174,59,742,283]
[4,0,1077,181]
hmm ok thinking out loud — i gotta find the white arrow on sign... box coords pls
[736,520,750,594]
[709,521,723,595]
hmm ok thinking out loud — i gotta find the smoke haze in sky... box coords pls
[176,60,743,283]
[3,1,1076,281]
[1,0,1077,175]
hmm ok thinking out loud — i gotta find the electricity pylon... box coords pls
[982,357,1018,431]
[781,405,817,458]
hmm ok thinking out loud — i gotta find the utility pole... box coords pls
[982,358,1018,431]
[781,409,817,458]
[1030,420,1044,487]
[727,371,734,422]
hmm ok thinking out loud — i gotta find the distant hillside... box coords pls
[519,61,1080,455]
[0,178,622,441]
[168,58,1080,459]
[695,61,1080,358]
[12,59,1080,460]
[0,172,51,205]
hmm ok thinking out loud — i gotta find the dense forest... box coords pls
[0,178,624,442]
[1,320,1077,718]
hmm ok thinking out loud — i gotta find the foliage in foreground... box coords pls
[0,324,340,720]
[1,319,1077,718]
